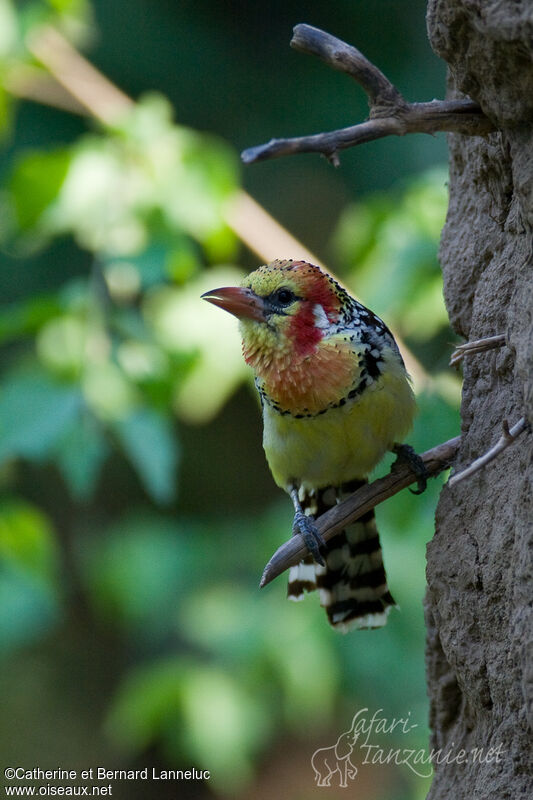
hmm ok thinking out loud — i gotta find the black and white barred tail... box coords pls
[287,480,396,632]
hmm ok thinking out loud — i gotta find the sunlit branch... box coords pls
[26,25,133,124]
[222,191,325,267]
[4,65,88,115]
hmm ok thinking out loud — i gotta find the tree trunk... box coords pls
[424,1,532,797]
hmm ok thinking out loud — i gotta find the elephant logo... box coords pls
[311,715,359,787]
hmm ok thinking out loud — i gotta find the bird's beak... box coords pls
[201,286,267,322]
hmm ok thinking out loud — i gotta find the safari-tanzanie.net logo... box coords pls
[310,707,505,788]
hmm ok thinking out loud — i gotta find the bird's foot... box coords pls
[292,511,326,565]
[392,443,428,495]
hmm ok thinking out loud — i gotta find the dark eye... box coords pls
[273,288,295,306]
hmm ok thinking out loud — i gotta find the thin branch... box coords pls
[449,418,528,487]
[260,436,460,588]
[290,22,405,109]
[449,333,506,366]
[223,191,326,269]
[26,25,133,125]
[242,24,495,166]
[4,65,89,115]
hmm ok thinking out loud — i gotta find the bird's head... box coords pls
[202,259,347,369]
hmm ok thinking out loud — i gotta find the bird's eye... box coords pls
[273,288,295,306]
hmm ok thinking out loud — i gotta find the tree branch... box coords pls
[26,25,133,125]
[449,333,506,366]
[260,435,460,588]
[291,22,405,109]
[242,24,496,166]
[448,418,528,487]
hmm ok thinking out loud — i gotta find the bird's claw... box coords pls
[292,511,326,565]
[392,443,428,495]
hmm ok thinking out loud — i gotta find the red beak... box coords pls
[201,286,267,322]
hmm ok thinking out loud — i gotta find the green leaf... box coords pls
[0,295,63,345]
[0,499,60,654]
[54,414,109,499]
[105,658,185,752]
[0,83,13,142]
[82,515,195,630]
[9,148,71,231]
[0,370,81,463]
[0,0,18,60]
[113,408,178,504]
[47,0,88,15]
[0,562,59,654]
[0,499,58,581]
[333,167,448,326]
[107,658,264,792]
[180,665,264,789]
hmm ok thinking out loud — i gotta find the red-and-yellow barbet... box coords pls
[202,259,418,632]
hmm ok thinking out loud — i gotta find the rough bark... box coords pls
[425,2,533,798]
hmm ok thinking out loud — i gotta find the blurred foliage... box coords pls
[335,168,449,340]
[0,1,459,799]
[0,498,60,652]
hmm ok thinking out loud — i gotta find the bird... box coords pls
[202,259,418,632]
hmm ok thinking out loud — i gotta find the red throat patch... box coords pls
[287,265,339,357]
[288,305,324,357]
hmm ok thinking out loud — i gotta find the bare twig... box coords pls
[449,334,506,366]
[260,436,460,588]
[449,418,528,487]
[242,24,495,166]
[291,22,406,109]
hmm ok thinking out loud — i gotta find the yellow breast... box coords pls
[262,347,416,490]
